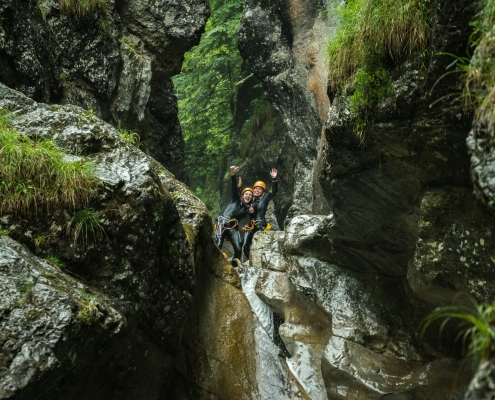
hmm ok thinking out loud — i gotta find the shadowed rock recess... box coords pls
[2,0,495,399]
[0,0,209,180]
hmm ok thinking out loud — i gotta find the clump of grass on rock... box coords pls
[464,0,495,125]
[59,0,108,16]
[0,109,98,215]
[327,0,430,136]
[67,208,106,247]
[420,294,495,364]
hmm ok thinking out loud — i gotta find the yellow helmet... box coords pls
[253,181,266,191]
[241,187,253,195]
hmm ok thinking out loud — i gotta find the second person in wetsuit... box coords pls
[242,168,278,259]
[215,166,253,265]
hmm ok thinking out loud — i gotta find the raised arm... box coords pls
[230,166,240,200]
[270,168,278,197]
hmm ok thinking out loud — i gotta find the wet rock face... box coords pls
[0,236,124,399]
[169,238,309,400]
[250,228,474,400]
[237,0,495,396]
[465,360,495,400]
[0,0,209,181]
[0,83,205,398]
[238,0,330,221]
[318,0,495,302]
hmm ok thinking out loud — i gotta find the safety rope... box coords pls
[215,216,238,237]
[243,219,256,231]
[243,219,271,232]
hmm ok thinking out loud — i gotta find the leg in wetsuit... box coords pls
[215,217,225,249]
[215,217,243,262]
[227,228,243,261]
[242,228,257,260]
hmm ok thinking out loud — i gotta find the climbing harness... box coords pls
[243,219,271,232]
[243,219,256,231]
[215,216,238,237]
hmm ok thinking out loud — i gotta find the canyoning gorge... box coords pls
[1,0,495,399]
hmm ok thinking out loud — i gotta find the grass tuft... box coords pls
[59,0,108,16]
[118,129,141,147]
[420,294,495,363]
[0,109,99,215]
[67,208,106,247]
[464,0,495,130]
[76,298,98,325]
[327,0,430,137]
[328,0,430,90]
[46,254,65,269]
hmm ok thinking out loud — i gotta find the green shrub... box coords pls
[67,208,106,247]
[420,294,495,363]
[327,0,430,137]
[0,110,98,215]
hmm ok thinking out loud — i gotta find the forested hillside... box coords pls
[173,0,244,214]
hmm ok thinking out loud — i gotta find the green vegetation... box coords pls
[46,254,65,269]
[76,297,98,325]
[327,0,430,137]
[0,109,98,214]
[79,108,96,122]
[464,0,495,123]
[120,36,136,53]
[173,0,244,214]
[16,279,36,307]
[420,294,495,363]
[239,98,278,160]
[59,0,108,16]
[0,229,8,236]
[153,211,160,223]
[34,232,54,251]
[118,124,141,147]
[67,208,105,247]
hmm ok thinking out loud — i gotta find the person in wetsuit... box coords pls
[215,166,253,265]
[242,168,278,259]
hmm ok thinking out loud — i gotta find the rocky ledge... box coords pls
[0,82,211,399]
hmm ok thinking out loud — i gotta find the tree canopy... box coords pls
[173,0,244,216]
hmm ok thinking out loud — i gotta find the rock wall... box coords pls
[0,82,211,399]
[236,0,331,222]
[0,0,209,180]
[227,0,495,398]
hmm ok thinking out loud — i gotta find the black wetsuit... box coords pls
[215,175,251,261]
[242,179,277,259]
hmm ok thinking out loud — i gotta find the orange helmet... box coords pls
[241,187,253,195]
[253,181,266,191]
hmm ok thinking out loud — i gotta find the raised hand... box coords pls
[270,168,278,179]
[230,166,238,176]
[249,204,254,213]
[238,177,242,188]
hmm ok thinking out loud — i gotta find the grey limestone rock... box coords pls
[0,83,203,398]
[465,360,495,400]
[0,0,209,182]
[237,0,331,223]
